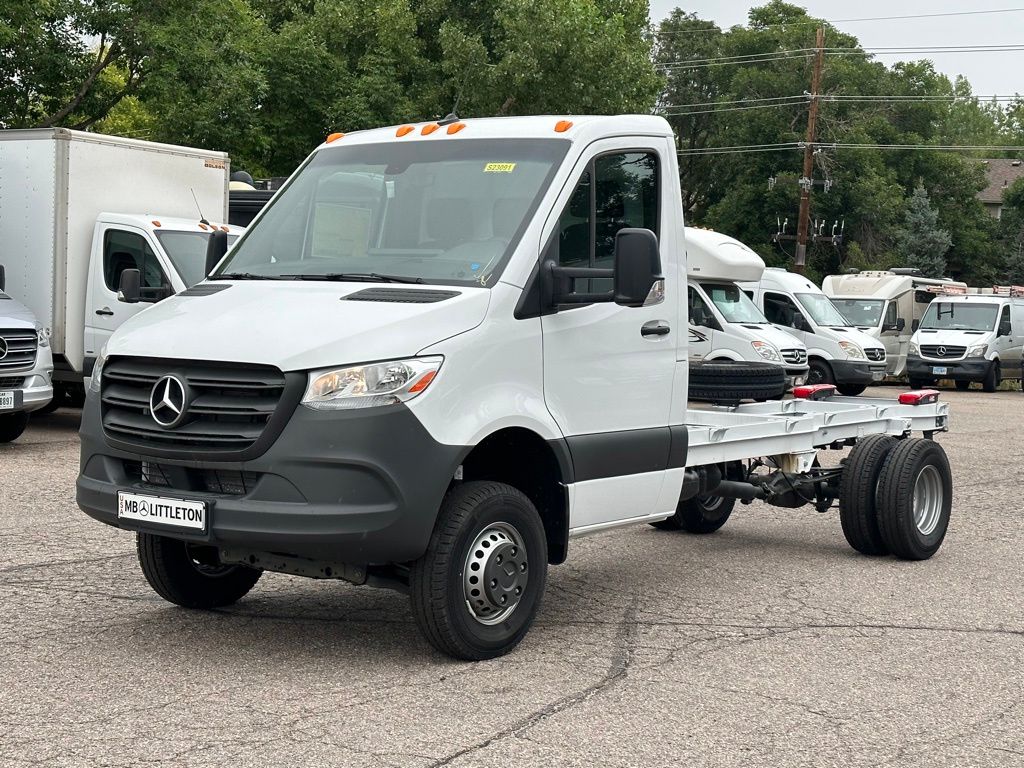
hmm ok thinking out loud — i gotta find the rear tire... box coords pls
[688,360,787,403]
[876,439,952,561]
[839,434,898,555]
[836,383,866,397]
[409,481,547,660]
[136,533,262,608]
[982,361,1000,393]
[955,380,970,391]
[652,494,736,534]
[0,411,29,443]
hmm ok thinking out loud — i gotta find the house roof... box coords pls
[978,158,1024,204]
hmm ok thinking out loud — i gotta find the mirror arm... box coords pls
[550,265,614,280]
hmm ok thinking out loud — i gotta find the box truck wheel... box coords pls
[839,434,898,555]
[409,481,547,660]
[982,361,1000,393]
[876,438,952,561]
[0,411,29,443]
[136,533,262,608]
[652,493,735,534]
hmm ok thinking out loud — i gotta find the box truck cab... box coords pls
[907,286,1024,392]
[0,269,53,441]
[822,269,967,377]
[76,116,955,661]
[685,228,808,388]
[742,268,887,396]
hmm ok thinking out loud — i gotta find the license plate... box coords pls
[0,391,13,410]
[932,366,948,376]
[872,371,885,381]
[117,491,207,532]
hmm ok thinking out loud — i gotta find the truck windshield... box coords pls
[831,298,884,327]
[156,231,240,287]
[702,282,769,323]
[217,139,569,287]
[920,302,998,332]
[795,292,852,327]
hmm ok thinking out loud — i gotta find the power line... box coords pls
[676,142,1024,156]
[659,45,1024,71]
[660,100,808,116]
[659,95,1022,111]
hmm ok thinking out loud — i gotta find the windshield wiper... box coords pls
[280,272,425,284]
[211,272,280,280]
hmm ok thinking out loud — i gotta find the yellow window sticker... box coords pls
[484,162,517,173]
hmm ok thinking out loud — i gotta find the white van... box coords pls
[907,286,1024,391]
[742,268,887,396]
[822,269,967,376]
[685,228,808,388]
[0,268,53,441]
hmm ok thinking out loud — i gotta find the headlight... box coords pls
[909,342,919,356]
[838,341,866,359]
[968,344,988,357]
[302,356,443,410]
[89,349,108,393]
[35,323,50,348]
[751,341,782,362]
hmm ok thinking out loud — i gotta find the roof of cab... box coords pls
[316,115,674,149]
[97,212,244,235]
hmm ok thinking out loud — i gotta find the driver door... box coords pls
[687,285,715,361]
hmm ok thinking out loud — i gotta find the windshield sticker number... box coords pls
[484,162,516,173]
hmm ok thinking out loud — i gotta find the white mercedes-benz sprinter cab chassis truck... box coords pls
[77,116,954,660]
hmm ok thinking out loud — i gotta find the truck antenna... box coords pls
[190,188,210,226]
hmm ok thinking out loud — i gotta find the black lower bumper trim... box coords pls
[906,355,993,381]
[830,359,886,386]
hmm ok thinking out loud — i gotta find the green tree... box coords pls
[998,178,1024,283]
[894,186,951,277]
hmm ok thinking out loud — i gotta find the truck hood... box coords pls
[106,282,491,371]
[819,325,885,354]
[0,296,38,328]
[732,323,806,351]
[913,328,993,348]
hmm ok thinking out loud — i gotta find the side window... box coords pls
[688,286,713,327]
[884,302,898,326]
[556,151,659,277]
[103,230,166,292]
[764,291,802,329]
[1000,305,1012,332]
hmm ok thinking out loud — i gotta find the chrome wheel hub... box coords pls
[464,523,528,625]
[912,464,943,536]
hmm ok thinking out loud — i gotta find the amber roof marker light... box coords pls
[325,132,345,143]
[396,125,415,137]
[555,120,573,133]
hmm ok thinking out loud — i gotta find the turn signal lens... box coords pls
[793,384,836,400]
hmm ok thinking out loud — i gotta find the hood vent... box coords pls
[344,288,460,303]
[180,284,232,297]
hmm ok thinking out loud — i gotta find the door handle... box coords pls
[641,321,671,337]
[95,307,114,316]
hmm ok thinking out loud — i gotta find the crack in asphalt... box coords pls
[0,552,134,575]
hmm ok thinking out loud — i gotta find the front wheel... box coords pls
[954,380,971,391]
[908,378,932,390]
[0,411,29,443]
[409,481,548,660]
[136,533,262,608]
[836,383,866,397]
[982,361,1000,393]
[807,359,834,386]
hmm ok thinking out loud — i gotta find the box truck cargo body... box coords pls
[0,129,231,390]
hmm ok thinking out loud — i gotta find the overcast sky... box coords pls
[648,1,1024,96]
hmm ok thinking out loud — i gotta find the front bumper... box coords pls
[76,394,466,565]
[907,355,992,381]
[830,359,887,386]
[784,364,809,389]
[1,373,53,414]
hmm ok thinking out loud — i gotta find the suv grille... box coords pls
[781,348,807,365]
[0,329,37,372]
[865,348,886,362]
[920,345,965,360]
[101,358,294,457]
[0,376,23,388]
[124,460,260,496]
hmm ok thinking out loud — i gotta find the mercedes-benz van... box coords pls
[0,266,53,441]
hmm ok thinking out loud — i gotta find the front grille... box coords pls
[781,348,807,365]
[865,348,886,362]
[124,460,260,496]
[101,358,290,456]
[0,376,23,388]
[920,345,965,360]
[0,329,37,372]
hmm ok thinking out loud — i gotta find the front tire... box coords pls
[836,383,866,397]
[839,434,898,555]
[0,411,29,443]
[908,378,932,390]
[876,439,952,561]
[652,494,736,534]
[409,481,548,660]
[982,361,1000,393]
[137,533,262,608]
[955,380,971,391]
[808,358,834,386]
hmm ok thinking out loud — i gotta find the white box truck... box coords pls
[76,116,954,660]
[0,128,243,406]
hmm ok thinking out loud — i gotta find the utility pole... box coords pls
[793,26,825,274]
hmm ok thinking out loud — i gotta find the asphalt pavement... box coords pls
[1,387,1021,767]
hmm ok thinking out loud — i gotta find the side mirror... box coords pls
[912,319,920,332]
[613,228,663,308]
[205,230,228,276]
[895,317,906,332]
[0,264,5,292]
[118,268,142,303]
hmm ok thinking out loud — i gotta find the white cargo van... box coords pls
[823,269,967,376]
[685,228,808,388]
[742,268,887,396]
[907,286,1024,391]
[77,116,954,660]
[0,129,243,407]
[0,269,53,441]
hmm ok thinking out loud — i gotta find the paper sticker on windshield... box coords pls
[484,162,517,173]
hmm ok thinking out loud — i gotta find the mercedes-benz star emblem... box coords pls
[937,346,947,357]
[149,375,188,428]
[0,338,7,360]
